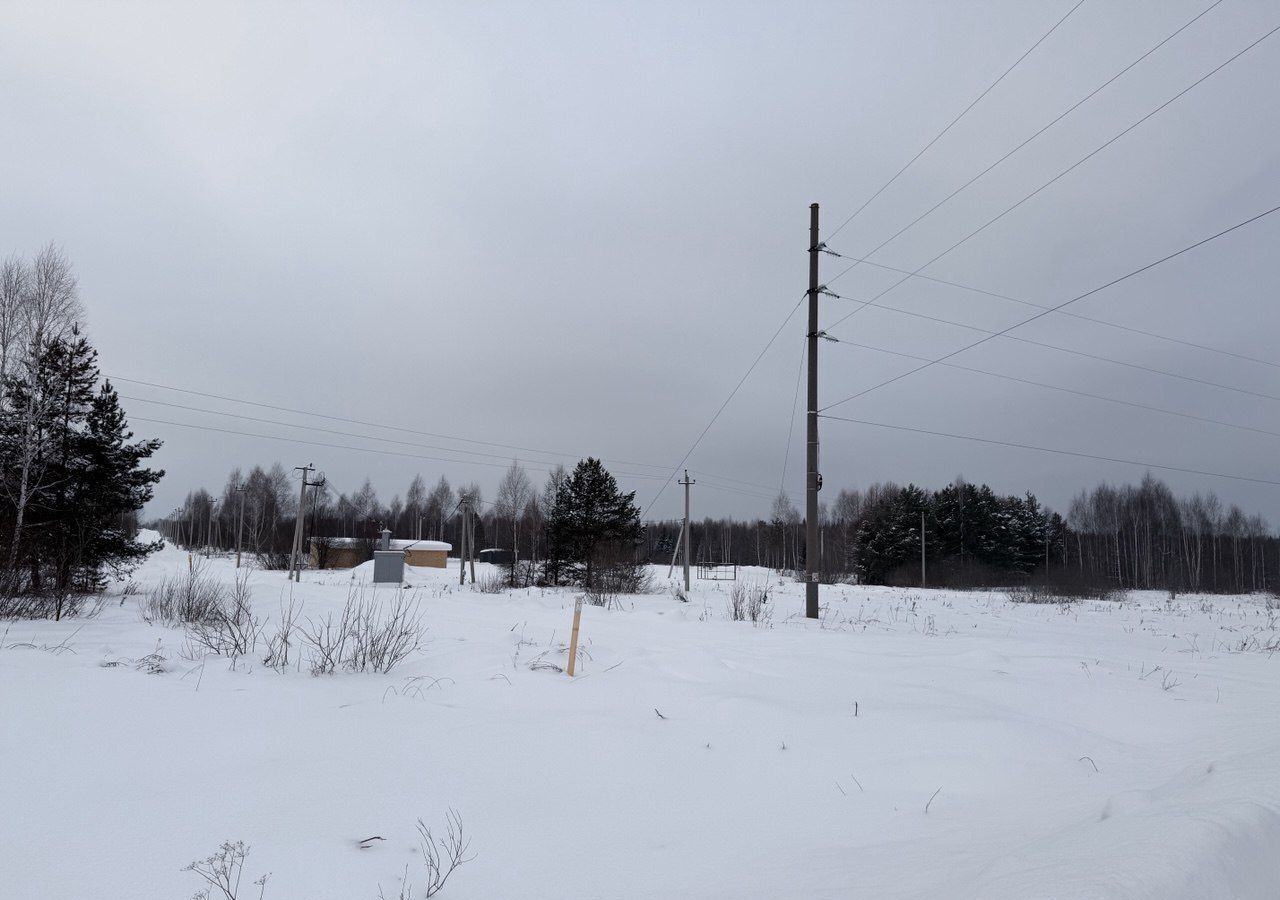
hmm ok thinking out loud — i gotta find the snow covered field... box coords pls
[3,537,1279,899]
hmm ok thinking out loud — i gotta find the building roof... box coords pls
[312,537,452,552]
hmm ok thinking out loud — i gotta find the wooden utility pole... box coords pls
[235,487,245,569]
[805,202,821,619]
[679,470,695,592]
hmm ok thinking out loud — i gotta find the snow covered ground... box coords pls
[3,535,1279,899]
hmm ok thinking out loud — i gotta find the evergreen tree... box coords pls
[851,480,1056,587]
[70,380,163,590]
[0,333,162,609]
[853,483,928,584]
[545,458,641,588]
[42,333,100,592]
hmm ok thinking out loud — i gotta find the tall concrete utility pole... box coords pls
[468,504,477,584]
[289,464,314,582]
[805,203,821,619]
[235,487,245,569]
[679,470,695,592]
[921,509,927,589]
[458,501,476,585]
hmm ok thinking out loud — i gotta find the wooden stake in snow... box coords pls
[566,596,584,677]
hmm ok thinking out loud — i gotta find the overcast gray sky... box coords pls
[2,0,1278,523]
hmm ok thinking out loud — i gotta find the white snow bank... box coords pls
[2,546,1278,899]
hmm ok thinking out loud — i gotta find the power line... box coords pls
[826,289,1280,404]
[822,201,1280,412]
[114,375,802,506]
[820,246,1280,370]
[826,334,1280,440]
[640,293,807,518]
[829,0,1226,285]
[122,389,787,499]
[826,0,1087,242]
[133,415,790,508]
[779,339,806,497]
[131,415,667,480]
[819,413,1280,488]
[692,469,792,498]
[108,374,672,474]
[119,393,624,468]
[824,20,1280,332]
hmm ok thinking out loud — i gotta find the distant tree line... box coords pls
[160,454,1276,596]
[642,475,1275,594]
[157,457,645,592]
[1,247,163,617]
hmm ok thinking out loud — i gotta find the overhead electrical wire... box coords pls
[120,394,618,468]
[823,20,1280,334]
[108,374,672,474]
[824,289,1280,404]
[640,293,807,518]
[131,414,783,505]
[779,339,806,498]
[112,374,788,501]
[824,335,1280,440]
[131,415,661,479]
[818,413,1280,488]
[642,6,1088,516]
[833,0,1226,288]
[821,201,1280,412]
[820,247,1280,371]
[826,0,1088,242]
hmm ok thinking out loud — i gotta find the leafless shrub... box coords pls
[380,810,472,899]
[726,580,771,625]
[670,582,688,603]
[746,581,770,624]
[475,572,506,595]
[0,591,95,620]
[301,598,354,675]
[186,569,259,656]
[727,582,747,621]
[1007,584,1067,605]
[505,559,538,589]
[612,563,653,595]
[0,594,48,619]
[183,840,269,900]
[254,550,291,571]
[142,559,226,625]
[1010,570,1118,604]
[262,594,302,672]
[583,583,619,609]
[301,584,423,675]
[0,594,27,619]
[82,592,109,618]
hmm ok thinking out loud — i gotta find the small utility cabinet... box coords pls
[372,529,405,584]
